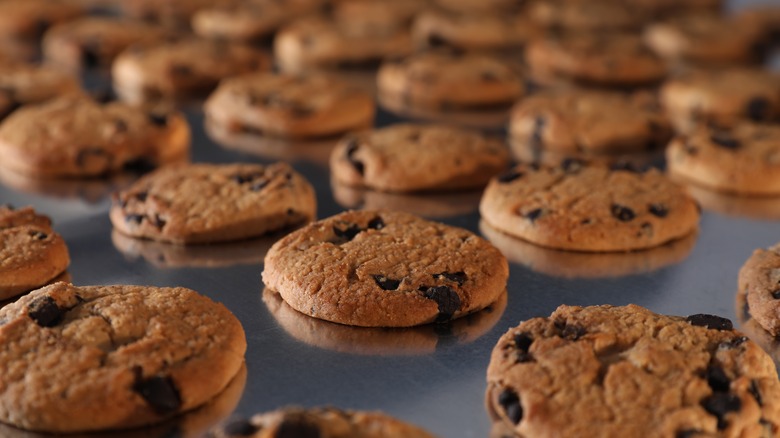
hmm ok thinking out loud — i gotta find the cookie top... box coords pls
[479,161,701,252]
[509,90,673,156]
[525,33,667,86]
[42,17,168,70]
[0,95,190,177]
[0,0,83,39]
[660,68,780,132]
[412,10,541,52]
[486,304,780,437]
[377,51,524,109]
[666,123,780,195]
[330,123,510,192]
[528,0,647,31]
[203,72,375,139]
[192,0,324,42]
[0,62,81,119]
[210,407,437,438]
[0,205,69,299]
[112,39,270,103]
[262,210,509,327]
[110,162,316,244]
[332,0,423,35]
[739,242,780,337]
[0,282,246,432]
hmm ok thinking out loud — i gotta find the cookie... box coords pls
[192,0,324,42]
[479,161,701,252]
[666,123,780,195]
[377,51,524,109]
[211,407,436,438]
[0,0,83,40]
[331,0,423,35]
[528,0,648,31]
[486,304,780,437]
[736,6,780,43]
[412,10,541,52]
[0,62,81,120]
[112,39,270,104]
[0,282,246,432]
[42,17,168,71]
[508,90,673,159]
[203,72,374,139]
[525,33,667,87]
[0,95,190,178]
[738,243,780,338]
[644,14,765,66]
[0,205,69,300]
[274,15,412,73]
[262,210,509,327]
[120,0,237,29]
[660,68,780,133]
[110,162,316,244]
[330,123,510,192]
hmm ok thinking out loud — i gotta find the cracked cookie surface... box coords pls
[486,304,780,437]
[479,161,700,252]
[0,282,246,432]
[110,162,316,244]
[738,242,780,336]
[262,210,508,327]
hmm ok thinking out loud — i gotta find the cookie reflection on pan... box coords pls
[112,230,281,268]
[509,136,665,169]
[736,293,780,365]
[0,166,139,204]
[683,183,780,221]
[262,288,507,356]
[0,363,247,438]
[479,220,697,279]
[331,181,482,219]
[378,93,510,130]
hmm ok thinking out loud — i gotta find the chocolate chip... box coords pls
[421,285,461,322]
[706,366,730,392]
[559,323,586,341]
[749,380,763,406]
[498,388,522,424]
[344,138,364,176]
[367,217,384,230]
[122,158,156,173]
[686,314,733,331]
[427,33,448,48]
[133,374,182,415]
[747,97,770,122]
[34,19,50,37]
[231,173,261,185]
[433,271,467,286]
[611,204,635,222]
[610,161,639,173]
[710,133,740,150]
[29,230,47,240]
[274,418,321,438]
[514,332,534,363]
[676,430,702,438]
[497,169,523,183]
[27,296,63,327]
[333,223,362,242]
[561,157,584,173]
[523,208,543,223]
[223,418,260,436]
[702,393,741,430]
[150,214,166,229]
[648,203,668,218]
[373,275,401,290]
[82,47,100,68]
[148,113,169,127]
[125,214,144,225]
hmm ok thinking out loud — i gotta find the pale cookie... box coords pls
[0,205,69,300]
[378,50,524,109]
[192,0,324,42]
[110,162,316,244]
[479,161,700,252]
[0,62,81,120]
[262,210,509,327]
[739,242,780,337]
[0,95,190,177]
[330,123,510,192]
[203,72,374,139]
[486,304,780,437]
[0,0,82,40]
[412,10,541,52]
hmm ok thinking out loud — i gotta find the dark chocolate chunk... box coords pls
[497,169,523,183]
[148,113,169,127]
[686,314,733,331]
[710,133,740,150]
[676,430,702,438]
[134,192,148,202]
[82,47,100,68]
[427,33,449,48]
[701,393,741,430]
[523,208,543,223]
[27,296,64,328]
[231,173,262,185]
[433,271,467,286]
[610,161,639,173]
[367,216,384,230]
[274,418,321,438]
[250,179,269,192]
[29,230,47,240]
[132,375,182,415]
[648,203,668,218]
[223,418,260,436]
[122,157,156,173]
[372,275,401,291]
[421,285,461,322]
[559,323,586,341]
[344,138,364,176]
[513,332,534,363]
[749,380,763,406]
[34,19,50,37]
[126,214,144,225]
[561,157,583,173]
[771,289,780,299]
[150,214,166,229]
[706,366,730,392]
[747,97,770,122]
[333,223,362,242]
[498,388,523,424]
[611,204,635,222]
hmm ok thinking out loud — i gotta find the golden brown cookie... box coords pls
[0,0,83,40]
[412,10,540,52]
[739,242,780,337]
[0,62,81,120]
[192,0,324,42]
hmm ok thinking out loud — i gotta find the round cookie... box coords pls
[192,0,324,42]
[525,33,667,87]
[666,123,780,196]
[739,242,780,337]
[120,0,238,29]
[332,0,423,35]
[112,39,270,104]
[486,304,780,437]
[110,162,316,244]
[0,62,81,120]
[42,17,168,71]
[203,72,374,139]
[509,90,673,159]
[479,161,700,252]
[0,95,190,178]
[660,68,780,133]
[0,0,83,40]
[0,205,69,300]
[527,0,648,31]
[262,210,509,327]
[0,282,246,433]
[412,10,541,52]
[210,407,436,438]
[330,123,510,192]
[377,51,524,109]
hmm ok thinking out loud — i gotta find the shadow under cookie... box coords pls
[683,183,780,220]
[736,293,780,367]
[262,288,507,356]
[0,166,144,204]
[479,220,697,279]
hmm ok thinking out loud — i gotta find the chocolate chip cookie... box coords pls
[486,304,780,437]
[262,210,509,327]
[378,51,524,109]
[0,205,69,300]
[0,95,190,177]
[0,282,247,432]
[192,0,324,42]
[330,123,510,192]
[412,10,540,52]
[204,72,374,139]
[112,38,270,103]
[0,0,83,40]
[666,123,780,195]
[210,407,437,438]
[739,242,780,338]
[110,163,316,244]
[0,62,81,120]
[479,161,700,252]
